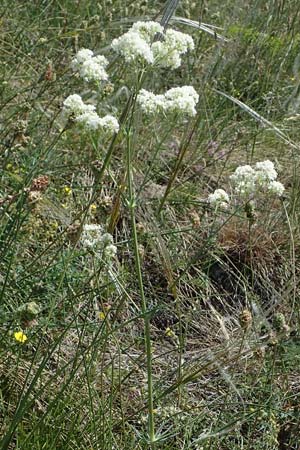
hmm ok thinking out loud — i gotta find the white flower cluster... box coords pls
[267,180,285,196]
[63,94,95,116]
[112,21,194,69]
[112,30,154,64]
[81,224,117,260]
[208,189,230,209]
[255,160,277,183]
[76,112,119,133]
[71,48,93,66]
[229,165,256,196]
[207,160,284,213]
[152,29,195,69]
[137,89,165,114]
[63,94,119,134]
[71,48,109,83]
[164,86,199,116]
[137,86,199,116]
[131,21,163,42]
[230,160,284,197]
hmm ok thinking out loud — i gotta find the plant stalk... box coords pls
[126,130,156,446]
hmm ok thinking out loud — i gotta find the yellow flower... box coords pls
[165,327,175,338]
[63,186,72,195]
[14,330,28,344]
[90,204,97,214]
[98,311,105,320]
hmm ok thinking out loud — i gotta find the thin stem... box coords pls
[126,130,156,446]
[107,69,146,233]
[157,114,201,215]
[94,93,134,189]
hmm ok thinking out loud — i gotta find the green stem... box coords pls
[126,130,156,446]
[94,94,134,189]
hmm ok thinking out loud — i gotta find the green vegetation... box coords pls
[0,1,299,449]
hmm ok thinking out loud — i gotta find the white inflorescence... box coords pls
[230,165,256,196]
[81,224,103,249]
[63,94,119,134]
[71,48,94,68]
[152,29,194,69]
[136,89,165,114]
[254,160,277,184]
[152,41,181,70]
[81,225,117,260]
[63,94,95,116]
[75,112,119,133]
[111,21,194,69]
[111,31,154,64]
[97,115,120,134]
[71,49,109,82]
[268,180,285,196]
[230,160,284,197]
[131,21,163,42]
[208,189,230,209]
[75,111,103,130]
[137,86,199,117]
[164,86,199,116]
[164,29,195,53]
[79,58,109,82]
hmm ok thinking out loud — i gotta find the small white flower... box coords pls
[165,29,194,53]
[137,86,199,117]
[100,233,114,246]
[268,180,285,196]
[137,89,165,114]
[81,224,103,250]
[208,189,230,208]
[75,111,119,133]
[93,54,109,67]
[63,94,95,116]
[98,115,119,134]
[131,21,163,43]
[164,86,199,116]
[71,49,109,82]
[71,48,94,70]
[230,165,256,196]
[230,160,285,200]
[111,21,194,69]
[75,111,102,130]
[152,41,182,69]
[153,29,194,69]
[79,58,109,82]
[255,160,278,185]
[103,243,117,259]
[111,31,154,64]
[81,225,117,259]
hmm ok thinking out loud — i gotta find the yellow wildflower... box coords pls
[63,186,72,195]
[90,204,97,214]
[165,327,175,338]
[98,311,105,320]
[14,330,28,344]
